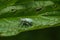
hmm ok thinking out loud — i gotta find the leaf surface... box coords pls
[0,1,60,36]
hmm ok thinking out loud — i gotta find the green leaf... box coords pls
[0,11,60,36]
[0,1,60,36]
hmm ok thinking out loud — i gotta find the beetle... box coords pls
[20,18,33,27]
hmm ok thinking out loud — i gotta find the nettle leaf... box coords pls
[0,1,60,36]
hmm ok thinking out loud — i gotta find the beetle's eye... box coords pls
[19,18,33,28]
